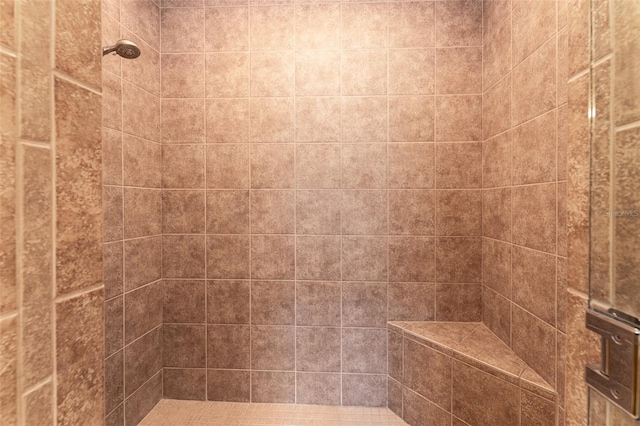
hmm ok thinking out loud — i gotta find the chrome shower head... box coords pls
[103,39,141,59]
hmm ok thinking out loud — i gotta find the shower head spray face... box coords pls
[103,39,141,59]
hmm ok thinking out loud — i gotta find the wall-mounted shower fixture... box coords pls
[102,39,141,59]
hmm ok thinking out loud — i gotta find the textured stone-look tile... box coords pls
[124,371,162,426]
[296,327,341,372]
[207,280,250,324]
[164,280,206,323]
[388,282,435,321]
[483,14,511,90]
[389,190,434,235]
[521,389,556,426]
[296,373,341,406]
[121,0,159,50]
[162,144,205,189]
[296,145,340,189]
[482,238,511,297]
[251,190,294,234]
[0,0,15,49]
[250,99,294,143]
[512,0,556,65]
[205,7,248,51]
[207,235,250,279]
[251,51,294,97]
[24,381,53,425]
[436,237,482,283]
[207,325,250,369]
[388,330,403,382]
[482,75,511,140]
[104,242,123,300]
[342,190,387,235]
[388,2,434,48]
[56,289,104,425]
[295,50,340,96]
[342,282,387,328]
[614,1,640,126]
[55,78,102,295]
[341,97,387,142]
[102,128,122,185]
[124,282,162,344]
[163,235,206,279]
[435,0,482,47]
[342,236,387,282]
[296,235,340,281]
[295,4,340,50]
[435,284,482,321]
[206,144,250,188]
[436,143,482,189]
[404,338,452,410]
[388,143,434,189]
[205,53,249,98]
[163,368,206,401]
[161,7,204,52]
[483,188,511,242]
[105,296,123,357]
[342,328,387,374]
[122,81,160,142]
[250,5,293,50]
[452,361,518,426]
[512,38,556,125]
[341,50,387,96]
[436,47,482,94]
[162,53,205,98]
[124,236,162,291]
[342,374,387,407]
[124,188,162,238]
[206,99,249,143]
[389,237,435,282]
[512,183,556,253]
[163,190,205,234]
[483,131,512,188]
[122,135,161,188]
[295,97,340,142]
[164,324,206,368]
[161,99,205,143]
[121,30,160,97]
[296,281,341,327]
[207,370,250,402]
[389,96,435,142]
[207,190,249,233]
[513,246,556,326]
[389,49,435,95]
[436,96,482,141]
[251,326,295,371]
[341,3,387,49]
[436,190,482,236]
[102,187,122,243]
[483,0,510,38]
[56,0,101,87]
[0,316,17,424]
[403,387,451,426]
[251,235,295,280]
[251,372,295,403]
[296,190,340,235]
[342,144,387,189]
[251,281,295,325]
[482,288,511,345]
[512,306,556,387]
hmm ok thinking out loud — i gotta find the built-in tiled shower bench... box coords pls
[387,321,558,426]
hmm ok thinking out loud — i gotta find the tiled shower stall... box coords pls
[0,0,605,424]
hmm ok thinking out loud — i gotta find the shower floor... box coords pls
[139,399,407,425]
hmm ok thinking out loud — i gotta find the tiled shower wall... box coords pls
[481,0,568,412]
[159,0,483,405]
[102,0,164,425]
[1,0,104,424]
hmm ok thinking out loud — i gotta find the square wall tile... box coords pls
[435,237,482,283]
[389,2,434,48]
[164,280,206,323]
[512,183,556,253]
[206,145,250,188]
[161,99,205,143]
[512,246,557,326]
[296,236,341,281]
[250,51,294,97]
[482,237,512,297]
[162,144,205,189]
[389,49,435,95]
[435,0,482,47]
[512,109,557,185]
[342,144,387,189]
[251,235,295,280]
[342,328,387,374]
[435,143,482,189]
[295,4,340,50]
[207,370,250,402]
[341,50,387,96]
[124,236,162,291]
[296,281,341,327]
[296,373,341,406]
[163,324,206,368]
[251,281,295,325]
[388,143,435,189]
[295,50,340,96]
[161,53,205,98]
[205,7,248,52]
[206,235,250,279]
[250,98,294,143]
[404,337,452,409]
[389,96,434,142]
[103,128,122,186]
[164,369,206,401]
[295,97,341,142]
[342,282,387,328]
[206,99,249,143]
[103,187,123,242]
[205,53,249,98]
[207,324,250,369]
[124,188,162,239]
[296,190,341,234]
[483,131,512,188]
[483,187,512,242]
[162,190,205,234]
[250,5,294,51]
[388,282,435,321]
[436,190,482,236]
[389,190,435,235]
[436,95,482,141]
[161,7,204,52]
[251,325,295,371]
[206,190,250,234]
[389,237,435,282]
[251,371,295,403]
[250,190,295,234]
[341,3,388,49]
[207,280,250,324]
[163,235,206,279]
[296,145,340,189]
[124,283,162,348]
[296,327,341,373]
[435,283,482,321]
[342,236,387,282]
[342,97,387,142]
[342,190,388,235]
[436,47,482,94]
[343,375,387,407]
[123,134,162,188]
[251,144,295,188]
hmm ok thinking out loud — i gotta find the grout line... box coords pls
[50,0,58,421]
[52,70,102,95]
